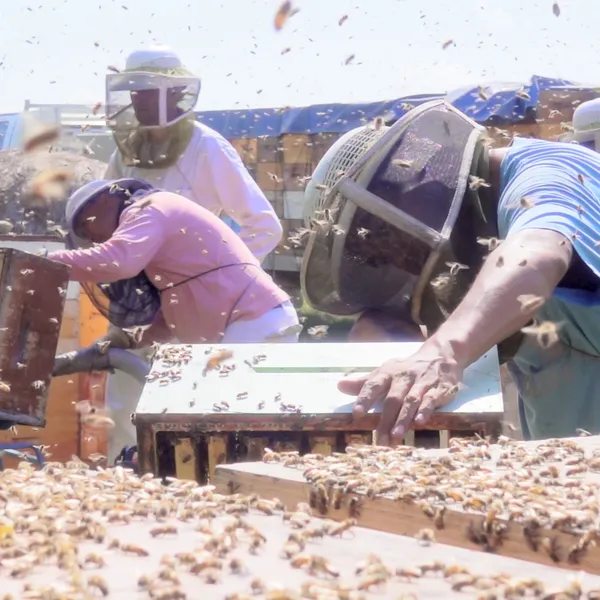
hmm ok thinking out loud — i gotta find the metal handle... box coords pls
[53,347,151,385]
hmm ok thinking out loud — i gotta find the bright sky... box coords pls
[0,0,597,114]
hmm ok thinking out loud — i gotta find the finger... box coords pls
[353,372,391,419]
[337,374,369,396]
[414,388,450,426]
[390,383,431,443]
[376,374,415,446]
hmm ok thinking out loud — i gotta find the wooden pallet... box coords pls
[214,435,600,575]
[134,343,503,481]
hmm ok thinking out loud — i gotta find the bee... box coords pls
[566,464,587,477]
[87,575,109,596]
[357,571,389,591]
[395,566,422,579]
[446,262,469,276]
[327,518,357,537]
[120,543,149,557]
[82,552,106,568]
[348,496,362,518]
[450,574,476,591]
[138,574,153,589]
[189,556,222,574]
[250,577,266,595]
[469,175,491,190]
[290,553,340,578]
[521,320,561,349]
[229,557,245,574]
[540,536,563,563]
[157,568,180,585]
[204,349,233,374]
[517,294,546,313]
[415,528,436,545]
[331,487,345,510]
[150,589,186,600]
[310,484,329,515]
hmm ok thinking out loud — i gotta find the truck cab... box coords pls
[0,102,116,163]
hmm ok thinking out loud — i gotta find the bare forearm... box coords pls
[426,230,571,368]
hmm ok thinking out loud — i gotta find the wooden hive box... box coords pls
[134,342,504,483]
[0,247,70,429]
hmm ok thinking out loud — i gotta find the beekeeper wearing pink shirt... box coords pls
[98,44,283,463]
[49,179,298,462]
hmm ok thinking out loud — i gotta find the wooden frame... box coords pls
[214,435,600,575]
[135,343,504,479]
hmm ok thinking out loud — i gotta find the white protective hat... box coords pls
[105,45,201,129]
[559,97,600,147]
[65,178,153,248]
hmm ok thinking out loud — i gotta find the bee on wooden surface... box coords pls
[255,499,276,515]
[120,542,149,557]
[348,496,362,518]
[189,556,222,574]
[450,574,476,591]
[280,540,302,559]
[87,575,109,596]
[443,564,471,578]
[415,528,436,545]
[327,518,357,537]
[249,533,266,554]
[331,486,345,510]
[540,535,563,563]
[357,571,390,591]
[157,568,180,586]
[250,577,266,595]
[82,552,106,568]
[229,557,245,574]
[310,484,329,515]
[395,566,422,580]
[149,589,186,600]
[566,464,587,477]
[290,553,340,578]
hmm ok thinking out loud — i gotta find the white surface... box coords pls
[283,191,306,219]
[137,342,503,417]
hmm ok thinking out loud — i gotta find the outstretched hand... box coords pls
[338,344,465,446]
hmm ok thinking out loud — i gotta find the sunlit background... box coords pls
[0,0,596,112]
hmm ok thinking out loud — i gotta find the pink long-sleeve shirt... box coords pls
[48,191,289,343]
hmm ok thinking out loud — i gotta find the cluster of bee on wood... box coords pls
[4,436,600,599]
[262,437,600,597]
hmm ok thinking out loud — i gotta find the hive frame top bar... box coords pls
[136,342,502,420]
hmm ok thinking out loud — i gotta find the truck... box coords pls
[0,101,116,163]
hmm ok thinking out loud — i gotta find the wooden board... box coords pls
[135,343,503,432]
[0,248,70,428]
[5,479,600,599]
[214,435,600,575]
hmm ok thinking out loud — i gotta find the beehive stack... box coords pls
[4,456,600,599]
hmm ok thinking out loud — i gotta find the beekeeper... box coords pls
[102,45,283,464]
[50,178,299,464]
[301,99,600,446]
[559,97,600,150]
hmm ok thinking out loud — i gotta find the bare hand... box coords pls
[338,344,464,446]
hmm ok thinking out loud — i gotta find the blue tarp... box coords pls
[195,75,588,139]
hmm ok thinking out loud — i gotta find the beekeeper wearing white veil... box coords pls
[102,45,283,465]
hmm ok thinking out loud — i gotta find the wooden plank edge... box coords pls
[135,412,502,433]
[213,464,600,576]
